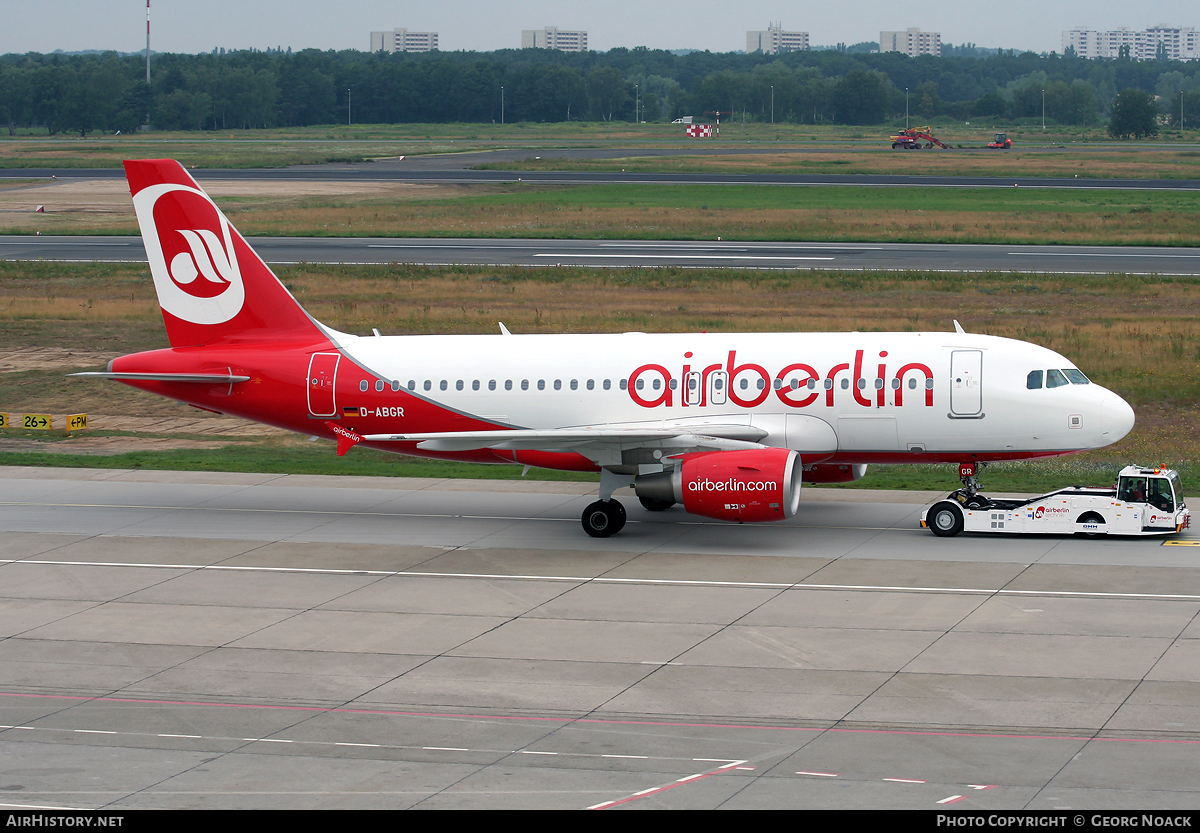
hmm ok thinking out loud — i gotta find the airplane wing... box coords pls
[362,424,769,455]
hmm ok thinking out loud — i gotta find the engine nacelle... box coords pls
[635,448,802,523]
[802,463,868,484]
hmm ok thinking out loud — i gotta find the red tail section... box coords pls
[125,160,326,347]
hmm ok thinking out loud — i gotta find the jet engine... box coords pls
[634,447,802,522]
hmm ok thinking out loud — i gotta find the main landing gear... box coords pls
[582,499,626,537]
[582,469,676,538]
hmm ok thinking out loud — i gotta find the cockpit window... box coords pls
[1046,369,1069,388]
[1026,370,1043,390]
[1062,368,1090,385]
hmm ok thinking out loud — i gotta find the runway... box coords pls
[1,466,1198,809]
[4,151,1200,190]
[8,235,1200,276]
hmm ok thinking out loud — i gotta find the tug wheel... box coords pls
[929,502,965,537]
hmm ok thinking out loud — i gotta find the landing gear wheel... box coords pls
[639,496,675,512]
[582,499,627,538]
[929,501,965,537]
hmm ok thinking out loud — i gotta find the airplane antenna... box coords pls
[499,322,512,336]
[953,320,966,334]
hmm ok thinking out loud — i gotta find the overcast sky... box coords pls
[3,1,1197,56]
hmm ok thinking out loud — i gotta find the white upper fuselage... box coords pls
[332,329,1134,459]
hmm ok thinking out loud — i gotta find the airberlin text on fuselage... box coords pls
[627,349,935,410]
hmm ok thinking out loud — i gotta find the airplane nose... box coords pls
[1100,393,1135,443]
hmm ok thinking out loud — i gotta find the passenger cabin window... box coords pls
[360,380,369,392]
[375,380,384,392]
[1027,370,1043,390]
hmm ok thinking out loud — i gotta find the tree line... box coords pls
[3,46,1200,135]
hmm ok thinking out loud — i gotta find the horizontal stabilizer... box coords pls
[69,371,251,383]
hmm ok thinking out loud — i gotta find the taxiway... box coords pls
[1,466,1198,810]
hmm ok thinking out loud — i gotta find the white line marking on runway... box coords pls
[534,253,836,261]
[4,556,1200,600]
[1009,251,1200,258]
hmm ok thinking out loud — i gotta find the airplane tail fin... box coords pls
[124,160,326,348]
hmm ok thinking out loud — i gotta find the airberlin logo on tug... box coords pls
[132,183,246,325]
[627,350,935,410]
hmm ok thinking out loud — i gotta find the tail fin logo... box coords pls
[170,229,234,297]
[132,183,246,324]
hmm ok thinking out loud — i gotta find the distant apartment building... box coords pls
[880,28,941,57]
[1063,26,1199,60]
[521,27,588,52]
[746,24,809,54]
[370,28,438,53]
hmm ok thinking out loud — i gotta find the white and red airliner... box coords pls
[76,160,1136,537]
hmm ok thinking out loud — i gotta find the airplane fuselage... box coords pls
[112,329,1133,470]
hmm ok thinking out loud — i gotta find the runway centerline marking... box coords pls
[1008,251,1200,258]
[534,253,836,261]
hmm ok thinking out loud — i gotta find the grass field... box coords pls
[1,261,1197,492]
[8,181,1200,247]
[478,148,1200,180]
[1,121,1197,177]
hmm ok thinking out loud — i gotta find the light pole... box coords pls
[347,88,351,126]
[501,86,504,125]
[1042,88,1045,130]
[771,85,774,125]
[905,88,909,129]
[635,84,639,123]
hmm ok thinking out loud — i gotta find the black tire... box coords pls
[582,500,625,538]
[929,501,965,537]
[1076,512,1106,538]
[609,499,627,533]
[639,496,675,512]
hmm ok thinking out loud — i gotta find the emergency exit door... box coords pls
[307,353,340,417]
